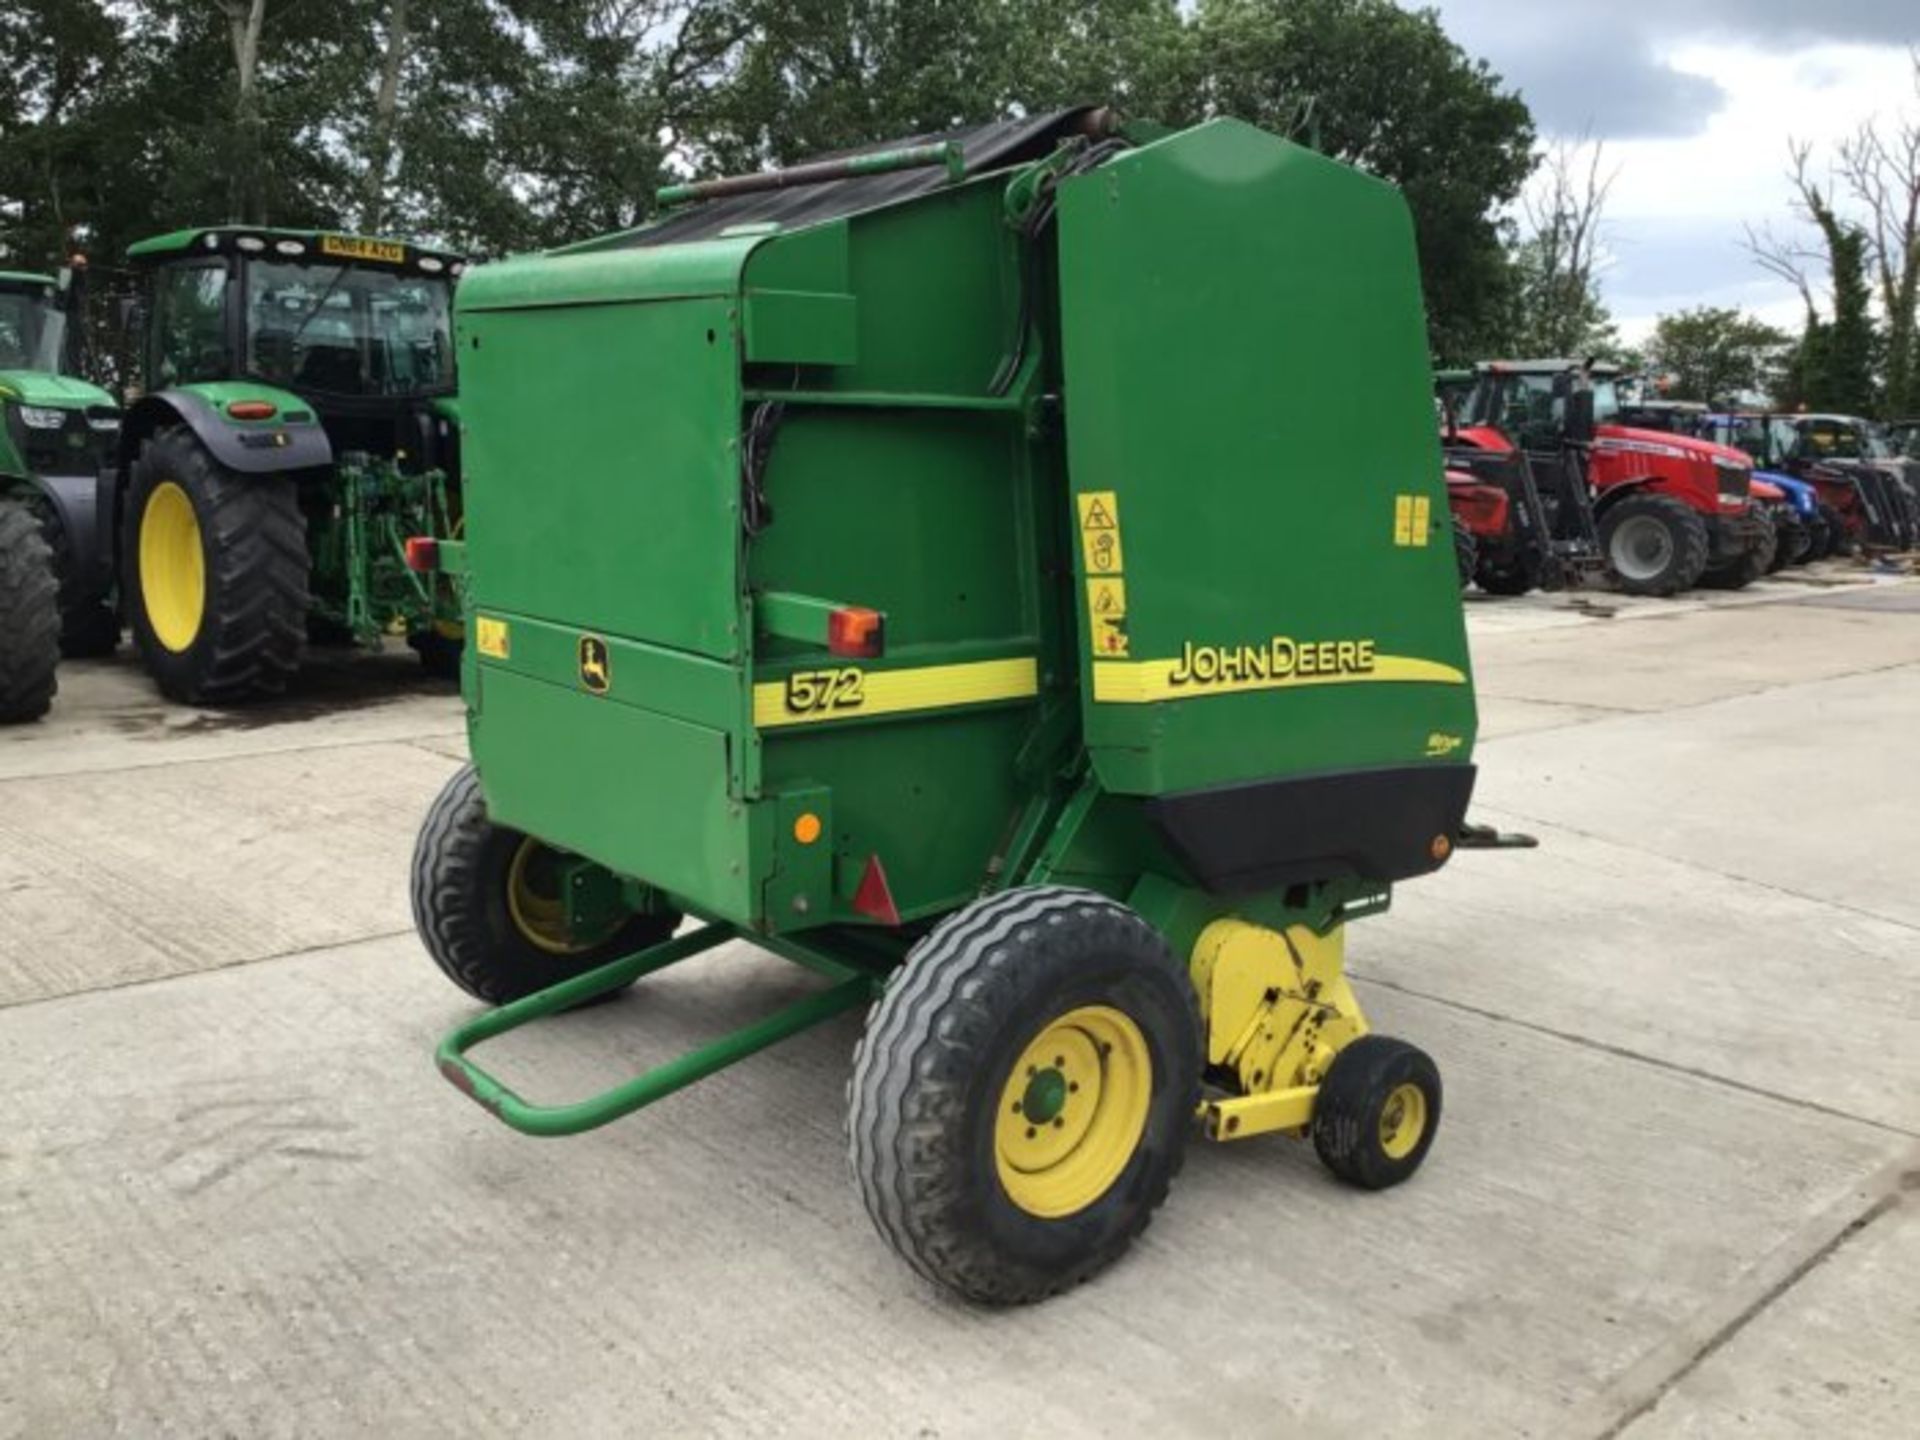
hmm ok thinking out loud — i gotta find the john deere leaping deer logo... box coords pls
[578,635,612,695]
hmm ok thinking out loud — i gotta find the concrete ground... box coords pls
[2,566,1917,1439]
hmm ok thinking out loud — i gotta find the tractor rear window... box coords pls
[244,261,454,398]
[0,287,52,369]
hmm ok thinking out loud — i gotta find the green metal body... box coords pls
[440,119,1476,1133]
[119,227,465,647]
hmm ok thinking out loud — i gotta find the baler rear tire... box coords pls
[1599,494,1709,596]
[847,885,1201,1305]
[0,498,60,723]
[411,763,678,1005]
[1312,1034,1442,1190]
[123,427,310,704]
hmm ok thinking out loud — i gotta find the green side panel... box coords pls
[1055,119,1477,795]
[743,291,858,366]
[471,666,755,922]
[469,611,739,732]
[458,296,742,660]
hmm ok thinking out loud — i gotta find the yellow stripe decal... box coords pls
[1092,654,1466,704]
[755,657,1038,729]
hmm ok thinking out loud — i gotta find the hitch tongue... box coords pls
[1455,822,1539,851]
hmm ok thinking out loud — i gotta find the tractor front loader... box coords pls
[411,110,1526,1303]
[102,228,467,705]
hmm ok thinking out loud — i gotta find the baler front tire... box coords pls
[1312,1035,1442,1190]
[847,885,1201,1305]
[123,428,310,704]
[0,499,60,723]
[1599,494,1709,596]
[411,763,678,1005]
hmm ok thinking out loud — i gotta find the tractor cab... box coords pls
[1734,412,1917,554]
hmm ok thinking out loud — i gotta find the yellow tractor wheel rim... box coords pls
[1379,1081,1429,1160]
[139,481,206,653]
[505,837,620,956]
[994,1005,1152,1219]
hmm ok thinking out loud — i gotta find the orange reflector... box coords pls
[827,606,885,659]
[851,854,901,926]
[226,399,278,420]
[1430,834,1453,862]
[793,812,823,846]
[403,536,440,573]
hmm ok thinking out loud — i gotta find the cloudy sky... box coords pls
[1419,1,1917,341]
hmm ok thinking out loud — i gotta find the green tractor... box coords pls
[0,267,123,722]
[107,227,466,704]
[413,110,1523,1303]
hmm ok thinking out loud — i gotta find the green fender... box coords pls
[119,380,332,477]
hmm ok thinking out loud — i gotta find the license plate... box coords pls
[320,234,406,265]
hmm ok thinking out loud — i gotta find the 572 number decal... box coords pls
[784,666,866,716]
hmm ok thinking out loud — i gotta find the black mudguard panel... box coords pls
[1146,764,1478,896]
[124,391,333,476]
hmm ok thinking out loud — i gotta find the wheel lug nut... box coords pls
[1025,1127,1036,1140]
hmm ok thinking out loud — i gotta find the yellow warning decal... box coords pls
[1092,635,1465,704]
[321,234,406,264]
[1086,577,1129,658]
[1077,490,1125,575]
[755,657,1038,729]
[1394,494,1433,547]
[475,615,510,660]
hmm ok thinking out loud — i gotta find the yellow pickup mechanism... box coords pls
[1190,918,1369,1141]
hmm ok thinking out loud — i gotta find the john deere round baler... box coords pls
[414,108,1506,1303]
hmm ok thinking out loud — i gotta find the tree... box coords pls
[1835,52,1919,416]
[1644,307,1791,404]
[1509,137,1617,358]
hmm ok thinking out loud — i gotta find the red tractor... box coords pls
[1452,360,1771,595]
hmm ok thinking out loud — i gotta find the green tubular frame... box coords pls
[435,922,880,1137]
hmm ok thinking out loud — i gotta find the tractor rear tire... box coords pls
[1799,511,1830,564]
[411,763,679,1005]
[847,885,1201,1305]
[1818,502,1852,558]
[39,510,119,657]
[1599,494,1709,596]
[408,627,464,679]
[1701,512,1776,590]
[1473,553,1540,596]
[1452,519,1477,591]
[0,498,60,723]
[1312,1035,1442,1190]
[124,427,310,704]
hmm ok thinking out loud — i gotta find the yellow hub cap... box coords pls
[505,837,620,956]
[994,1005,1152,1218]
[139,481,206,653]
[1379,1082,1428,1160]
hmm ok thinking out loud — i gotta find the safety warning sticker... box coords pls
[1076,491,1125,575]
[1086,577,1129,657]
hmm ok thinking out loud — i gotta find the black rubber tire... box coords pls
[408,628,464,680]
[1768,512,1808,572]
[37,508,120,657]
[1818,502,1853,558]
[847,885,1202,1305]
[0,498,60,723]
[123,427,310,704]
[1473,552,1540,596]
[1799,511,1829,564]
[410,763,679,1004]
[1452,518,1477,591]
[1598,493,1710,596]
[1311,1034,1443,1191]
[1701,511,1776,590]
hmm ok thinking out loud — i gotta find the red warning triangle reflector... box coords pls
[851,854,901,927]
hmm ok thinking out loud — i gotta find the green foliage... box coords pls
[0,0,1535,361]
[1645,307,1791,404]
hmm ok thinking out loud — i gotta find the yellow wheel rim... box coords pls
[994,1005,1153,1219]
[505,837,621,956]
[1379,1081,1429,1160]
[139,481,205,653]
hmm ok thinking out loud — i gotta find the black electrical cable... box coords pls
[741,400,783,536]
